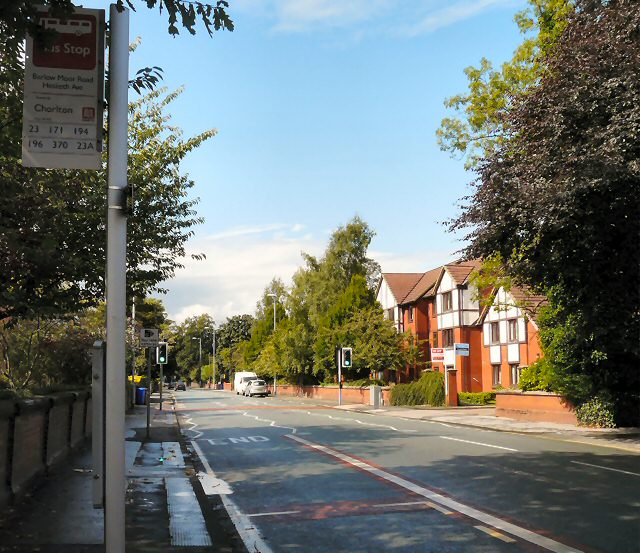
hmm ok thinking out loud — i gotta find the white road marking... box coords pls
[303,410,416,433]
[247,510,301,517]
[191,440,275,553]
[475,524,517,543]
[439,435,518,452]
[181,415,203,439]
[288,435,582,553]
[165,477,212,546]
[571,460,640,477]
[242,411,297,434]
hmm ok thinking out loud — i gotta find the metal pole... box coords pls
[159,356,163,411]
[199,338,202,387]
[212,330,216,389]
[131,296,136,405]
[105,6,128,552]
[338,348,342,406]
[273,297,277,396]
[146,348,151,438]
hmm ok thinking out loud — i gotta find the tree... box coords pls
[437,0,573,169]
[451,0,640,423]
[0,82,213,319]
[169,314,215,380]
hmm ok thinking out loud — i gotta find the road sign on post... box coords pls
[454,343,470,357]
[22,6,105,169]
[430,348,445,362]
[140,328,159,348]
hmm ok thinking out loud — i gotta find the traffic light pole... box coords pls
[146,347,152,439]
[338,348,342,406]
[159,360,163,411]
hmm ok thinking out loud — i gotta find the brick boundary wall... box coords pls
[262,384,391,406]
[0,390,92,511]
[496,391,578,425]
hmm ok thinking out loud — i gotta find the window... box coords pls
[432,332,438,348]
[492,365,502,386]
[386,308,394,321]
[408,306,414,322]
[490,322,500,344]
[508,319,518,342]
[442,328,454,348]
[441,291,453,312]
[510,365,521,386]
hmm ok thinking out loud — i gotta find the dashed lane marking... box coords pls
[287,434,582,553]
[439,435,518,452]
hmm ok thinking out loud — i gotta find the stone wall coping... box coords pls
[0,399,18,418]
[48,392,76,406]
[16,397,51,415]
[72,390,90,401]
[495,390,564,397]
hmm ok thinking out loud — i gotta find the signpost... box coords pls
[454,343,470,357]
[140,328,159,348]
[430,348,445,362]
[22,7,105,169]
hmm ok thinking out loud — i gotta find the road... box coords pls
[175,389,640,553]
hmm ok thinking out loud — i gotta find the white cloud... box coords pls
[159,224,324,323]
[158,223,461,323]
[404,0,517,37]
[235,0,518,35]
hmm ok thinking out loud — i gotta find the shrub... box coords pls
[389,371,444,407]
[458,392,496,405]
[576,396,616,428]
[519,360,555,392]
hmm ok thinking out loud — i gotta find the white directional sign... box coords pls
[22,7,105,169]
[139,328,159,348]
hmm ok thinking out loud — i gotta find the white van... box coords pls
[234,371,257,395]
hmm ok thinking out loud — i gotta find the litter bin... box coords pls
[136,387,148,405]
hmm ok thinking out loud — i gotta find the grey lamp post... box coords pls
[192,337,202,386]
[267,293,278,395]
[211,326,216,389]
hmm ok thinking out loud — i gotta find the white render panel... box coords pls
[507,343,520,363]
[376,280,396,311]
[499,320,508,345]
[483,323,490,346]
[506,306,519,319]
[518,318,526,342]
[490,345,501,364]
[438,271,454,293]
[440,312,455,329]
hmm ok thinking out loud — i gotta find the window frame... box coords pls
[492,364,502,386]
[441,291,453,312]
[507,319,518,343]
[510,364,521,386]
[442,328,454,348]
[490,321,500,344]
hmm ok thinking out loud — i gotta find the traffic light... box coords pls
[341,347,352,368]
[157,342,168,365]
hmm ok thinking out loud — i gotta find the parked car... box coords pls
[244,379,269,397]
[175,381,186,391]
[235,372,257,395]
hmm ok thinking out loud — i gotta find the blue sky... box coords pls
[86,0,527,321]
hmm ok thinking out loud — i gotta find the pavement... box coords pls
[0,392,247,553]
[0,388,637,553]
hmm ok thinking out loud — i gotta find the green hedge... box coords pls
[389,372,445,407]
[576,396,616,428]
[458,392,496,405]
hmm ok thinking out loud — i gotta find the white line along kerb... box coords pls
[287,434,582,553]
